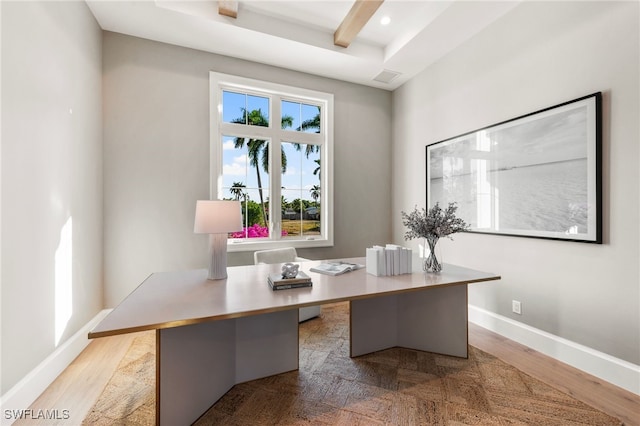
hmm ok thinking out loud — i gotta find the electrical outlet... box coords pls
[512,300,522,315]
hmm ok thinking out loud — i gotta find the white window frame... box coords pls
[210,72,334,252]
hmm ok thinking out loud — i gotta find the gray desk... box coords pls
[89,258,500,425]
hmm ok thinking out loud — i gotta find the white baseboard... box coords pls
[0,309,112,425]
[469,305,640,396]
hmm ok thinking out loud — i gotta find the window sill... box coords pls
[227,238,333,252]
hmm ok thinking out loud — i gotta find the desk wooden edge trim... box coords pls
[88,275,501,339]
[155,329,161,426]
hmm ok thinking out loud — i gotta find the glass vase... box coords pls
[423,236,442,273]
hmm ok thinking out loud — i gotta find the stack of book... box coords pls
[268,271,313,290]
[366,244,413,276]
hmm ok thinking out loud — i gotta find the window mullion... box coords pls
[219,122,272,140]
[279,132,322,145]
[212,89,223,200]
[270,97,282,241]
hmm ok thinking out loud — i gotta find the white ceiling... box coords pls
[86,0,521,90]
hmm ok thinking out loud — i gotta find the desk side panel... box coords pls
[350,296,399,357]
[235,309,299,383]
[397,285,468,358]
[158,320,235,426]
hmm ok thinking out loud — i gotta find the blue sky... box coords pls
[221,91,321,202]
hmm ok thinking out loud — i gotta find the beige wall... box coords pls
[392,1,639,364]
[102,32,392,307]
[1,1,103,393]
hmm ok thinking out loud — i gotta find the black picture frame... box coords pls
[426,92,602,243]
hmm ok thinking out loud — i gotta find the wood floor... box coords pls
[19,303,639,425]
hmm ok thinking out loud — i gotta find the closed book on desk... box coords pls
[268,271,312,290]
[366,247,386,276]
[386,244,412,274]
[385,245,401,275]
[268,280,313,290]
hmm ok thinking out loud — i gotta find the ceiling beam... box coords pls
[218,1,238,19]
[334,0,384,48]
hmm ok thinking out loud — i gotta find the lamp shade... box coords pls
[194,200,243,234]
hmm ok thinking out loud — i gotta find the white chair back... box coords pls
[254,247,299,265]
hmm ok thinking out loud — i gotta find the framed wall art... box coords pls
[426,92,602,243]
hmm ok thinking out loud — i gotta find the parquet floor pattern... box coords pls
[194,302,621,425]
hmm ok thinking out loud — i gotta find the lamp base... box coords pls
[208,233,229,280]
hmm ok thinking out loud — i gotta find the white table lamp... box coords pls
[194,200,242,280]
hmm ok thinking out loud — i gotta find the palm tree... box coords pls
[230,182,246,201]
[293,106,321,158]
[299,106,320,133]
[313,159,321,179]
[232,108,293,227]
[310,185,320,203]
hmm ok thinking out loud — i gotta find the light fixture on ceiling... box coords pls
[380,16,391,26]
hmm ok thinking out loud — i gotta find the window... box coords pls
[210,72,334,251]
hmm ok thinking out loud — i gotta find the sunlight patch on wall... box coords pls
[55,217,73,346]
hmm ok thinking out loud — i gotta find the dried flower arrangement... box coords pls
[401,202,469,272]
